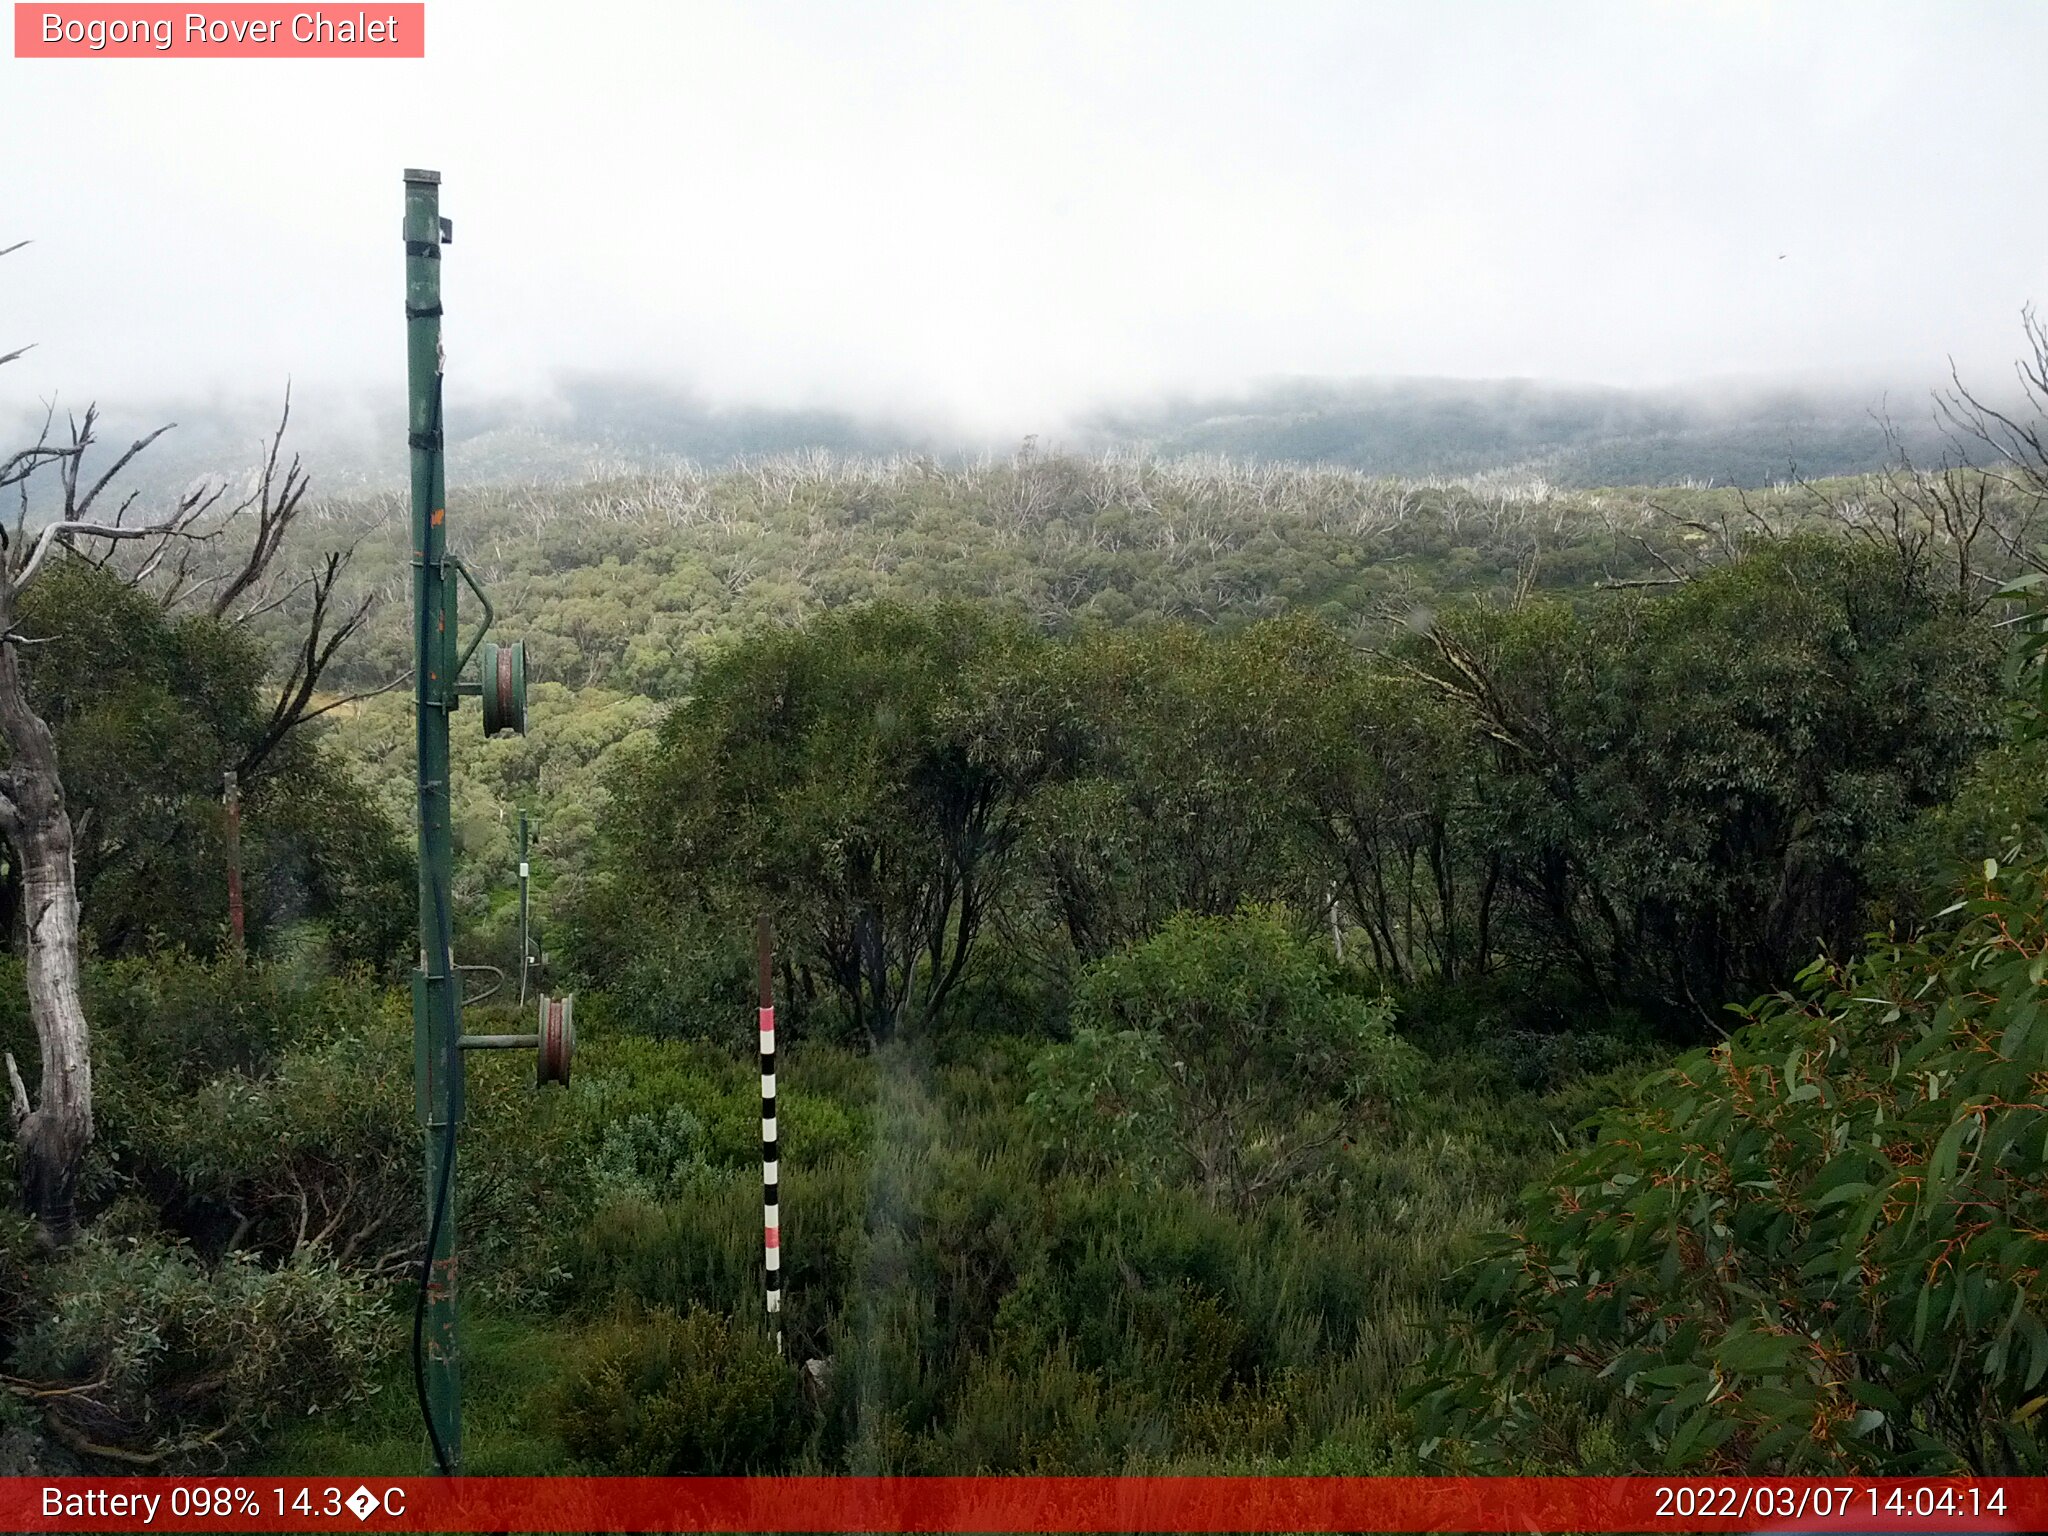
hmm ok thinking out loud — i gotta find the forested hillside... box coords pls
[8,427,2048,1477]
[265,452,2023,960]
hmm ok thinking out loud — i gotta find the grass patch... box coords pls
[252,1311,575,1476]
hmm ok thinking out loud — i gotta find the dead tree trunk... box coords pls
[0,590,92,1237]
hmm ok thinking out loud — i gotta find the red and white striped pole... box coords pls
[757,914,782,1354]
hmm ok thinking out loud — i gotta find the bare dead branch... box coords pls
[1941,355,2048,501]
[229,569,317,625]
[128,479,227,594]
[287,668,411,728]
[14,514,208,592]
[9,404,55,550]
[0,444,65,492]
[1626,533,1692,585]
[211,388,310,619]
[66,420,176,523]
[1732,486,1780,541]
[235,548,381,779]
[2,241,30,387]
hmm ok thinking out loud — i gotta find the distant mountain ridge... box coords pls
[2,371,1961,501]
[1077,375,1954,486]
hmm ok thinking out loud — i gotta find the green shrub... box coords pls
[567,1036,762,1169]
[936,1345,1148,1472]
[122,1005,415,1267]
[11,1233,388,1462]
[1873,735,2048,922]
[90,969,564,1300]
[568,1152,865,1362]
[1413,852,2048,1474]
[550,1304,799,1473]
[570,1052,864,1208]
[87,955,359,1099]
[941,1293,1305,1471]
[0,1209,43,1356]
[1028,907,1420,1207]
[0,956,574,1311]
[584,1105,720,1204]
[563,899,756,1044]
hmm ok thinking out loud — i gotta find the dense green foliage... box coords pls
[10,1232,388,1462]
[550,1304,801,1474]
[306,458,1862,705]
[0,956,584,1462]
[1403,576,2048,1475]
[1412,538,1997,1014]
[551,1024,1589,1475]
[290,453,2034,966]
[16,563,408,970]
[597,602,1065,1043]
[584,539,1998,1044]
[1030,910,1418,1209]
[1415,853,2048,1475]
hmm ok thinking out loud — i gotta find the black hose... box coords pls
[414,843,458,1476]
[412,1110,459,1476]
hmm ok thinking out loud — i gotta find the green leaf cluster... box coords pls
[1412,852,2048,1473]
[18,561,409,970]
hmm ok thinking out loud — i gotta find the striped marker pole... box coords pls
[757,914,782,1354]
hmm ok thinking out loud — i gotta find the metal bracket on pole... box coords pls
[448,556,494,684]
[458,993,575,1085]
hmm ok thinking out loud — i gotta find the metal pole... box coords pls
[758,914,782,1354]
[405,166,463,1473]
[517,810,530,1006]
[223,770,244,958]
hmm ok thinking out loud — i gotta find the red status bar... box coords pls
[5,1475,2039,1533]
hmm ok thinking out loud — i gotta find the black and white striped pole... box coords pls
[757,914,782,1354]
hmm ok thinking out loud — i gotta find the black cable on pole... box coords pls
[413,1111,458,1476]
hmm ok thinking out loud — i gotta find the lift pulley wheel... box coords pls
[536,992,574,1086]
[479,639,527,738]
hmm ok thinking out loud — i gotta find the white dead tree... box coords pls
[0,408,206,1234]
[1,244,375,1236]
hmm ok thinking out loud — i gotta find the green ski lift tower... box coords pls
[404,168,569,1474]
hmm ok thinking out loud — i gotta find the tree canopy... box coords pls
[15,561,407,970]
[580,535,2001,1045]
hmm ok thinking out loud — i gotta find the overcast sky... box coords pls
[4,0,2045,435]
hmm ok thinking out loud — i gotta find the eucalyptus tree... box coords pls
[1032,618,1336,960]
[608,600,1071,1044]
[1407,538,1998,1024]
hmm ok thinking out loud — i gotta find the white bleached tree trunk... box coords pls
[0,580,91,1235]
